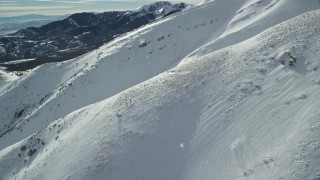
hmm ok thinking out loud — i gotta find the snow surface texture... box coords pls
[1,0,320,179]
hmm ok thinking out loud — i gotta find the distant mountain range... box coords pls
[0,14,68,24]
[0,1,190,71]
[0,14,68,36]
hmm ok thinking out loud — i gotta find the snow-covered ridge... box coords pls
[186,0,320,58]
[136,1,189,12]
[0,0,225,150]
[130,1,191,18]
[0,0,320,179]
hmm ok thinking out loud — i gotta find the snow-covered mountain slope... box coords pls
[0,70,18,94]
[1,0,320,179]
[0,0,230,150]
[188,0,320,57]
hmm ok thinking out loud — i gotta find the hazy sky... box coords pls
[0,0,203,17]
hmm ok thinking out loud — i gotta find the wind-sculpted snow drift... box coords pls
[0,0,320,179]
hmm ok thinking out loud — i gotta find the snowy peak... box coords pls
[160,3,190,16]
[137,1,175,12]
[132,1,190,17]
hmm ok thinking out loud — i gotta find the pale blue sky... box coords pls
[0,0,202,17]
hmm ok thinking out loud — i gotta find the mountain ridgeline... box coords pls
[0,1,189,71]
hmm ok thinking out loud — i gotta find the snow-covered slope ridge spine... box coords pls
[0,0,244,150]
[187,0,320,58]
